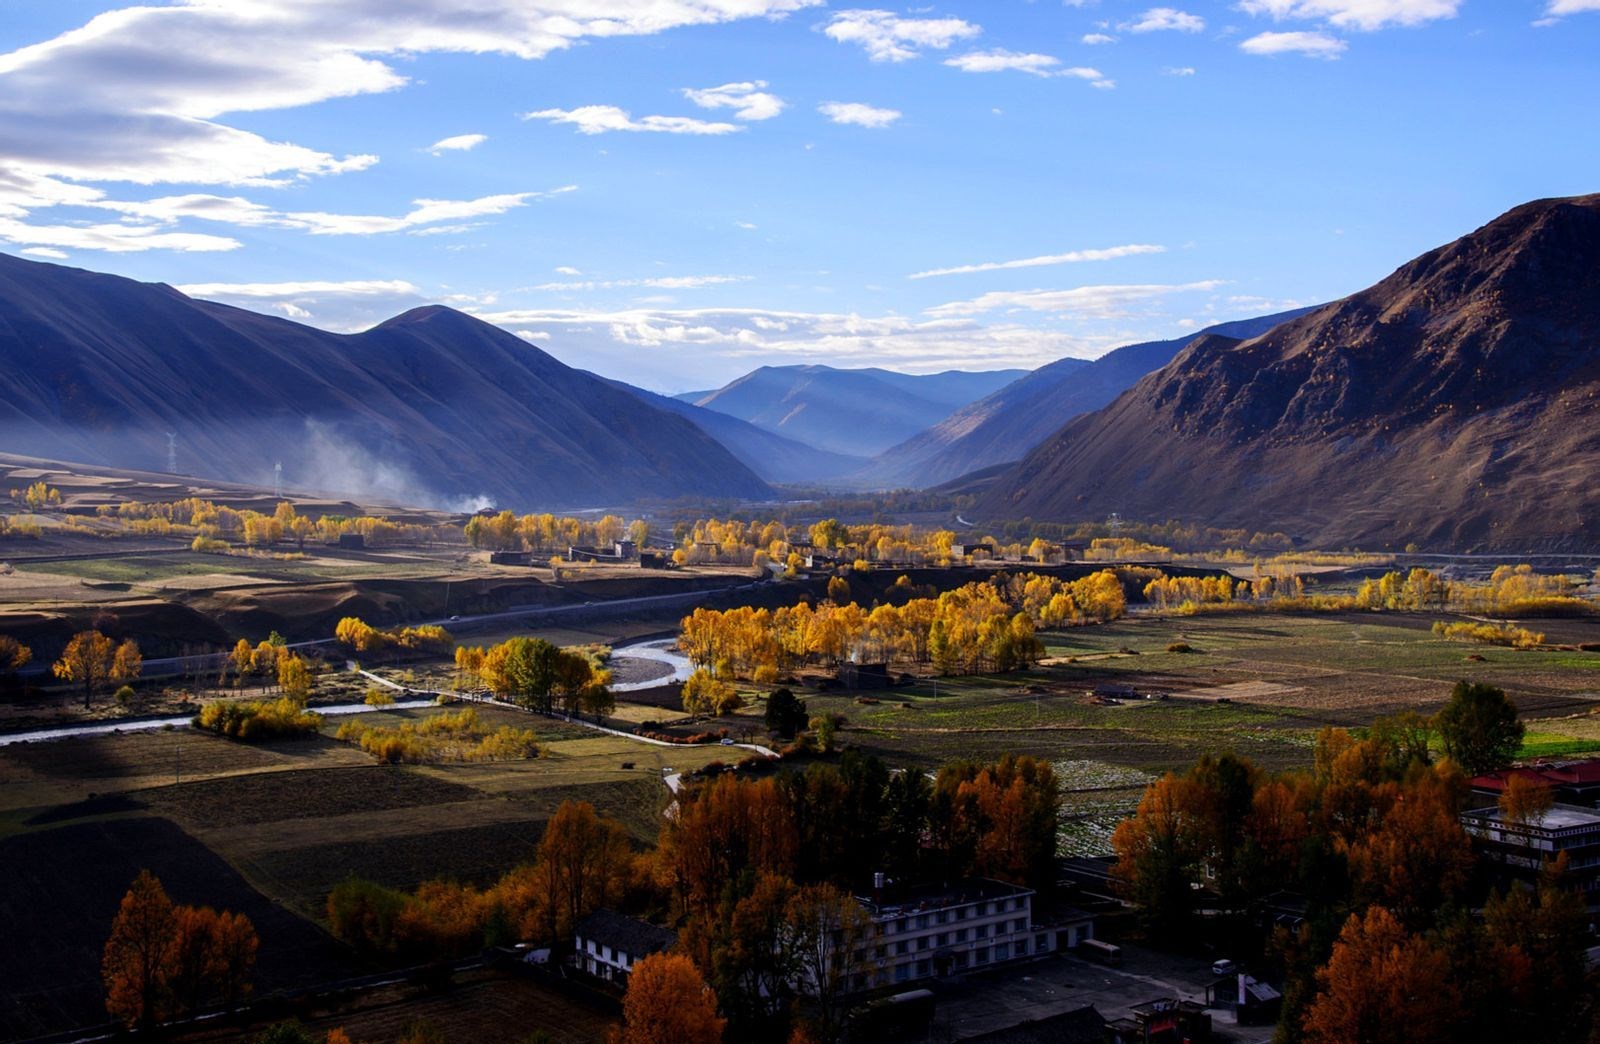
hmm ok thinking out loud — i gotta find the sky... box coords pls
[1,1,1597,393]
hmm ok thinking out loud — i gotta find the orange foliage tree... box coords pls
[618,953,726,1044]
[1303,906,1459,1044]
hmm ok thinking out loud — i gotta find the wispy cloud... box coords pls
[818,101,902,128]
[909,244,1167,280]
[1164,66,1198,76]
[1082,33,1118,44]
[1240,30,1349,57]
[822,9,982,62]
[523,105,742,135]
[0,0,821,191]
[927,280,1227,318]
[0,215,241,253]
[1237,0,1460,31]
[177,279,421,298]
[427,133,487,154]
[1122,7,1206,32]
[85,187,576,238]
[531,275,749,291]
[681,81,786,121]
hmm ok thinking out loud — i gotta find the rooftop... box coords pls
[1471,758,1600,792]
[1462,803,1600,831]
[573,909,677,956]
[856,877,1032,918]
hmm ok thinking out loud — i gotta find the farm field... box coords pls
[771,610,1600,777]
[0,703,729,1039]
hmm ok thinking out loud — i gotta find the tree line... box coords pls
[678,570,1125,682]
[454,637,615,719]
[1108,682,1593,1043]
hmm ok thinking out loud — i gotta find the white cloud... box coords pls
[1237,0,1459,30]
[531,275,749,291]
[1240,30,1349,56]
[1082,33,1118,44]
[736,221,758,230]
[523,105,742,135]
[682,81,786,121]
[944,50,1067,77]
[555,266,582,276]
[475,304,1121,374]
[0,215,241,253]
[909,243,1166,280]
[822,9,982,62]
[1123,8,1207,32]
[427,133,487,154]
[926,280,1227,318]
[0,0,819,193]
[1547,0,1600,11]
[818,102,902,128]
[81,187,575,239]
[18,246,68,259]
[1164,66,1198,76]
[176,279,421,299]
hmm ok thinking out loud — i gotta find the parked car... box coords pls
[1212,959,1237,977]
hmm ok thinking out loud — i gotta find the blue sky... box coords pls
[1,1,1596,392]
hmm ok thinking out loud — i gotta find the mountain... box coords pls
[596,376,870,484]
[979,193,1600,551]
[688,364,1028,457]
[0,253,771,509]
[856,310,1313,490]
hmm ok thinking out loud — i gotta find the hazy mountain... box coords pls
[0,253,771,509]
[979,194,1600,551]
[597,376,869,484]
[856,310,1313,490]
[687,364,1028,457]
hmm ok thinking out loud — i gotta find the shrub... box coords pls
[1433,620,1544,649]
[1167,642,1192,654]
[195,698,322,741]
[365,687,396,706]
[114,684,137,708]
[473,726,541,760]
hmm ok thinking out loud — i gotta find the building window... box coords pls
[895,964,910,983]
[896,941,909,956]
[918,936,931,951]
[917,960,931,977]
[955,929,968,943]
[1038,933,1050,952]
[995,943,1010,961]
[936,933,948,946]
[976,947,990,964]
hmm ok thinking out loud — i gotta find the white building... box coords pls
[849,878,1092,989]
[572,908,677,986]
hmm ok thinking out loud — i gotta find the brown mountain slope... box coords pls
[0,253,771,509]
[979,193,1600,551]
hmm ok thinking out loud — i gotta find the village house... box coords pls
[571,909,677,986]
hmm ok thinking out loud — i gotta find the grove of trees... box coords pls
[455,637,615,719]
[1109,686,1594,1043]
[102,870,258,1031]
[678,570,1126,681]
[52,629,142,708]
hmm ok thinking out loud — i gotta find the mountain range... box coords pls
[980,193,1600,551]
[0,254,771,509]
[850,309,1314,490]
[680,364,1028,458]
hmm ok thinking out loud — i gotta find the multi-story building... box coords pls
[1459,803,1600,900]
[571,908,677,986]
[849,878,1090,989]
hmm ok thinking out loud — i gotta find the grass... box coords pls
[1517,731,1600,759]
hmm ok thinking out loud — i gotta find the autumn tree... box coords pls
[479,636,559,711]
[231,638,255,686]
[682,668,741,716]
[1499,773,1555,828]
[659,775,796,913]
[1435,681,1524,774]
[0,634,31,675]
[619,953,726,1044]
[782,884,873,1044]
[1480,854,1591,1042]
[113,639,142,687]
[277,653,314,703]
[54,629,117,708]
[534,801,631,943]
[1302,906,1459,1044]
[103,870,178,1030]
[1111,774,1203,933]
